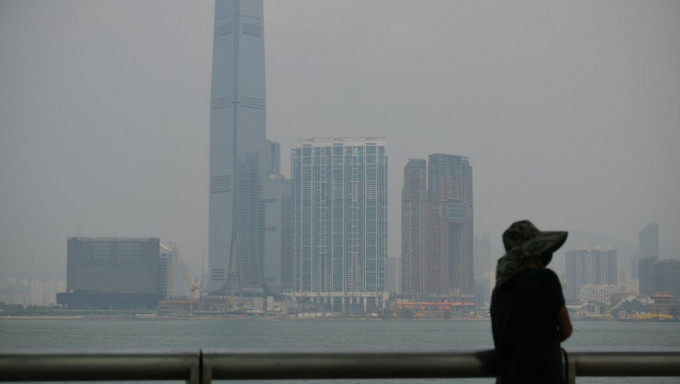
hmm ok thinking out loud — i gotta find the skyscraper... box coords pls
[400,154,474,298]
[638,256,680,298]
[207,0,267,295]
[565,247,618,302]
[263,174,293,293]
[656,259,680,298]
[401,159,428,295]
[565,248,589,301]
[638,256,658,296]
[473,234,492,281]
[592,248,617,286]
[639,222,659,259]
[474,233,493,297]
[427,154,474,296]
[633,221,660,280]
[291,138,388,296]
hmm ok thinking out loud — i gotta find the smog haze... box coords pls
[1,0,679,280]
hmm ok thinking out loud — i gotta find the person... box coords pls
[490,220,573,384]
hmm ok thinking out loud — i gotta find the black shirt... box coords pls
[490,268,565,384]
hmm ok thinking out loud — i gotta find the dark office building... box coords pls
[264,174,293,293]
[657,259,680,298]
[400,154,474,298]
[427,154,474,296]
[57,237,161,309]
[401,159,429,295]
[639,257,680,298]
[639,222,659,259]
[638,256,658,297]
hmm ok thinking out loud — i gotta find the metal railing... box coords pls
[2,349,679,384]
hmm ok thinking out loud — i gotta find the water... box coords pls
[1,319,679,383]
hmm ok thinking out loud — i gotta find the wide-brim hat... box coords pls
[502,220,568,258]
[495,220,568,287]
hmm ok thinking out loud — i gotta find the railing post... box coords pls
[201,350,212,384]
[188,358,200,384]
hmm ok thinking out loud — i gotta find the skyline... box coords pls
[1,1,679,281]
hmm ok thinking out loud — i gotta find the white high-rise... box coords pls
[207,0,267,295]
[291,138,389,295]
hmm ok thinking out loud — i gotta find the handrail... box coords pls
[202,349,496,381]
[1,349,679,384]
[0,351,200,383]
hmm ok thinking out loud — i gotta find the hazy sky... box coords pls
[1,0,679,280]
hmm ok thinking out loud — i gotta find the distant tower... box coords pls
[207,0,267,295]
[591,248,617,285]
[474,233,492,296]
[638,257,658,296]
[263,174,293,294]
[474,234,492,280]
[291,138,388,294]
[639,222,659,259]
[565,248,589,302]
[267,139,281,175]
[427,154,474,296]
[565,247,617,302]
[401,159,428,296]
[656,259,680,298]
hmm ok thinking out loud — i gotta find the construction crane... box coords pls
[168,242,200,314]
[188,247,206,312]
[198,247,206,297]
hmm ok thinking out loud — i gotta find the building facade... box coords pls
[474,234,492,283]
[291,138,388,295]
[565,247,618,302]
[638,256,658,296]
[0,279,66,307]
[656,259,680,298]
[267,139,281,175]
[639,222,659,259]
[401,159,428,295]
[633,222,660,280]
[638,257,680,298]
[427,154,474,296]
[208,0,267,295]
[264,174,293,293]
[58,237,161,309]
[474,233,493,300]
[578,284,628,306]
[159,243,189,299]
[399,154,474,298]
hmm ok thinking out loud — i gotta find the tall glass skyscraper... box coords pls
[291,138,388,294]
[639,221,659,259]
[207,0,267,295]
[401,159,428,295]
[400,154,474,297]
[428,154,474,296]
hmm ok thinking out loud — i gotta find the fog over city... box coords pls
[1,0,679,281]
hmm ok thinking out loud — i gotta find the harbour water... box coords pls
[1,319,679,383]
